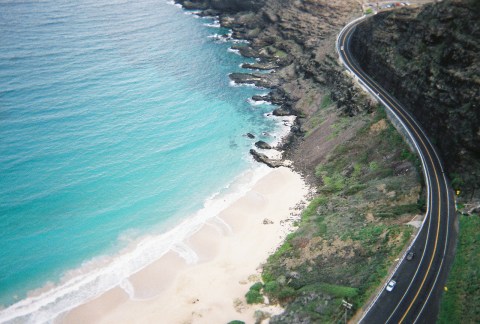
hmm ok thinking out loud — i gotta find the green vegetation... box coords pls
[301,196,328,224]
[320,93,333,109]
[328,116,350,139]
[227,321,245,324]
[266,45,288,58]
[259,106,422,322]
[438,214,480,323]
[300,283,358,298]
[450,172,465,190]
[365,8,373,15]
[245,282,264,304]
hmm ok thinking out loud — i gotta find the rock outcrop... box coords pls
[178,0,374,175]
[229,72,275,88]
[173,0,446,322]
[250,149,283,168]
[350,0,480,195]
[176,0,266,13]
[255,140,272,150]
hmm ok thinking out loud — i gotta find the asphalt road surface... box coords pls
[336,15,458,324]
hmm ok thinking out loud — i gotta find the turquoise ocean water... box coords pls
[0,0,287,321]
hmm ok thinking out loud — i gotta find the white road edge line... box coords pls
[336,16,434,324]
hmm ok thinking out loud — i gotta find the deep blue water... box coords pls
[0,0,281,320]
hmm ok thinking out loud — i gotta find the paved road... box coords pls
[336,16,458,323]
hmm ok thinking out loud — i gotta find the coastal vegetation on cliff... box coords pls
[437,212,479,323]
[350,0,480,197]
[176,0,478,322]
[254,105,422,322]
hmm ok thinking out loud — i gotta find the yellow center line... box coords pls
[340,23,444,322]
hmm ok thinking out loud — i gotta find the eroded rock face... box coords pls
[177,0,371,176]
[175,0,266,13]
[350,0,480,194]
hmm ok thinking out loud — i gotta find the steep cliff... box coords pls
[173,0,428,322]
[350,0,480,196]
[176,0,377,177]
[176,0,265,13]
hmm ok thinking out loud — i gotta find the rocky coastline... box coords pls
[170,0,478,323]
[172,1,479,322]
[175,0,374,181]
[173,1,424,323]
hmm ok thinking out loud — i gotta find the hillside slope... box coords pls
[350,0,480,196]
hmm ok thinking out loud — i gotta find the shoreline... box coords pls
[0,5,305,321]
[56,8,312,322]
[0,164,298,323]
[60,167,310,323]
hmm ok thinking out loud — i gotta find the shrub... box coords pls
[250,282,263,291]
[246,289,263,304]
[264,280,279,294]
[246,282,264,304]
[302,196,328,222]
[278,286,296,299]
[322,172,346,192]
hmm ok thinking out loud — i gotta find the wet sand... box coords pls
[60,167,309,324]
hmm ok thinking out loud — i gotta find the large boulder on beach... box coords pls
[250,149,282,168]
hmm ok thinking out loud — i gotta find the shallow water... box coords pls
[0,0,284,320]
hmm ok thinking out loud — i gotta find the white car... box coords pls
[386,280,396,292]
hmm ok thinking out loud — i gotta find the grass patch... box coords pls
[301,196,328,223]
[266,45,288,58]
[301,282,358,298]
[374,203,419,218]
[260,105,422,322]
[320,93,333,109]
[438,214,480,323]
[328,116,350,139]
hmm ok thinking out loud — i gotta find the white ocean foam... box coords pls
[247,98,271,106]
[265,114,297,147]
[203,21,221,28]
[183,10,202,16]
[227,47,241,55]
[232,39,249,44]
[0,165,272,324]
[228,80,258,88]
[119,279,135,299]
[208,34,229,43]
[165,0,183,8]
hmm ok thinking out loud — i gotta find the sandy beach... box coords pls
[59,166,309,324]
